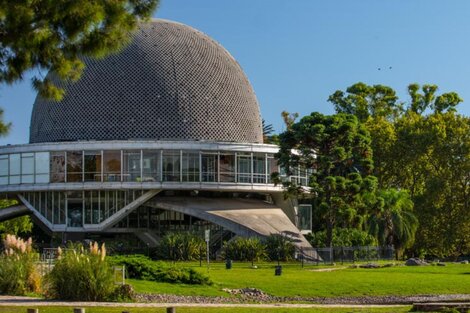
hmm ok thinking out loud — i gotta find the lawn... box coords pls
[0,306,412,313]
[130,261,470,298]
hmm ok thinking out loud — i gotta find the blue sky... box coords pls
[1,0,469,145]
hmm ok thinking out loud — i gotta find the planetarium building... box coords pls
[0,19,313,252]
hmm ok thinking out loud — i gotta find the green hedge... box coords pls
[109,255,212,285]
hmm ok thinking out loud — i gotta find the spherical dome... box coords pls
[29,19,263,144]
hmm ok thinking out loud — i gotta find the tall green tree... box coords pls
[275,112,376,247]
[329,82,468,257]
[0,0,159,132]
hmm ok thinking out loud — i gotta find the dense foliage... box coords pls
[279,82,468,258]
[275,112,376,248]
[307,228,377,248]
[109,255,212,285]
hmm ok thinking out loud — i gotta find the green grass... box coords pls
[130,261,470,298]
[0,306,412,313]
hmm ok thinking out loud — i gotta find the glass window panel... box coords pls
[9,175,20,184]
[142,150,159,182]
[21,175,34,184]
[0,155,8,176]
[84,151,102,182]
[123,150,141,182]
[253,154,266,184]
[182,151,199,182]
[35,152,50,174]
[0,176,7,185]
[9,154,20,175]
[50,152,66,183]
[267,155,279,183]
[237,154,251,183]
[103,151,121,182]
[67,151,83,182]
[162,151,180,182]
[219,153,235,182]
[201,153,218,182]
[21,153,34,175]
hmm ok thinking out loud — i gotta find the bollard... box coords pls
[275,265,282,276]
[73,308,85,313]
[26,309,39,313]
[166,307,176,313]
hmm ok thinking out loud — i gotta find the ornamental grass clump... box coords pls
[0,234,41,295]
[46,242,115,301]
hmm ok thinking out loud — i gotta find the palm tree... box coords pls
[369,188,418,259]
[262,119,274,143]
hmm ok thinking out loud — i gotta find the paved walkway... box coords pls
[0,296,407,309]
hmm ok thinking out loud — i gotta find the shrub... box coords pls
[0,234,40,295]
[222,237,266,262]
[265,234,295,261]
[45,242,115,301]
[307,228,377,248]
[108,255,212,285]
[155,232,205,261]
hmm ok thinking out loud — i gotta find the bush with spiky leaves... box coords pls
[45,242,115,301]
[222,237,267,263]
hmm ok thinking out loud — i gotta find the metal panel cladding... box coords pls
[29,19,263,144]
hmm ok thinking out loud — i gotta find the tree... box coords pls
[328,82,402,122]
[0,107,10,136]
[408,83,462,114]
[275,112,376,247]
[368,189,418,258]
[262,119,275,144]
[329,82,468,257]
[0,0,159,100]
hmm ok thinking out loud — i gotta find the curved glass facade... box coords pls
[0,148,308,186]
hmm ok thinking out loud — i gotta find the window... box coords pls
[50,151,66,183]
[66,151,83,182]
[123,150,141,182]
[84,151,102,181]
[201,153,218,182]
[219,153,235,182]
[9,154,20,184]
[237,153,251,183]
[182,151,199,182]
[103,151,121,182]
[0,155,8,185]
[35,152,50,183]
[162,151,180,182]
[21,153,34,183]
[142,150,159,182]
[252,153,266,183]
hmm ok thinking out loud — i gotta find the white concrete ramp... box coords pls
[146,196,319,259]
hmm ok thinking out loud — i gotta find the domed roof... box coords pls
[29,19,263,144]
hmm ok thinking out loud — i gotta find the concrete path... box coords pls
[0,296,407,309]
